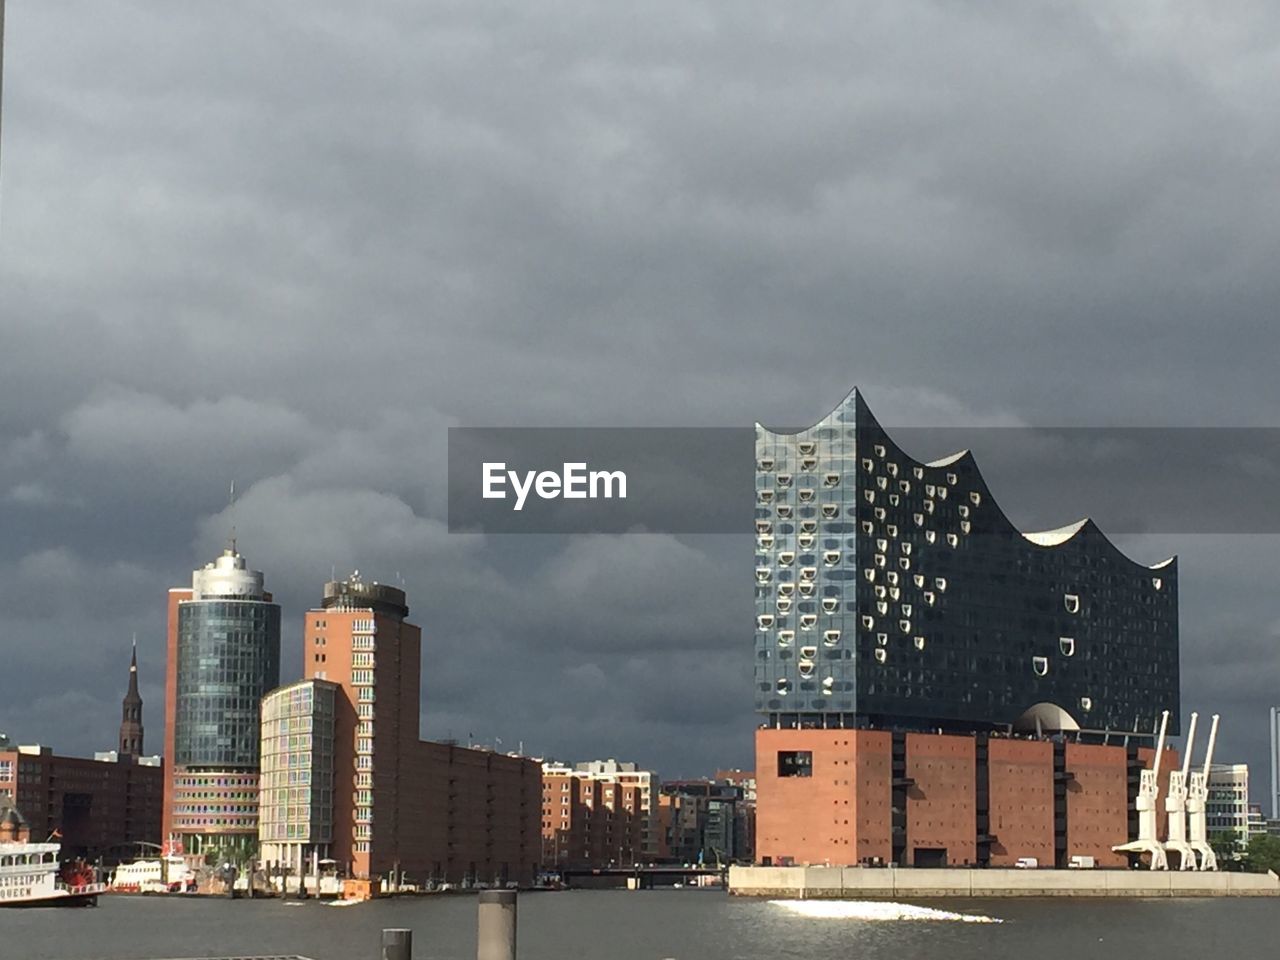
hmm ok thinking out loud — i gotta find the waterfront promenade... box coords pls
[730,865,1280,898]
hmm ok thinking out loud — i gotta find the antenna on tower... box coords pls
[228,480,238,554]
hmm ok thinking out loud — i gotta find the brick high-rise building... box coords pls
[284,574,541,886]
[163,547,281,859]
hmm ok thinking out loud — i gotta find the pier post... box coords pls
[477,890,517,960]
[382,927,413,960]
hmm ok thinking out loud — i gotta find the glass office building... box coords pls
[169,548,281,857]
[754,389,1179,738]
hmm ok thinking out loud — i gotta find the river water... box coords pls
[2,889,1274,960]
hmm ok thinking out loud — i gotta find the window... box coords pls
[1064,594,1080,614]
[1080,697,1093,712]
[914,636,926,650]
[823,629,840,645]
[1060,637,1075,657]
[1032,656,1049,677]
[798,441,816,455]
[875,648,887,663]
[778,751,813,777]
[758,489,774,503]
[798,489,814,503]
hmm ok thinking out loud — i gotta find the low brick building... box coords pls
[540,760,655,869]
[755,728,1176,868]
[0,746,162,862]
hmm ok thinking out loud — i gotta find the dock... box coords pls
[728,865,1280,898]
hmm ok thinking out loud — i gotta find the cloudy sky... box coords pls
[2,1,1279,788]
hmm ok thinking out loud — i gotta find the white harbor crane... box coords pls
[1163,712,1197,870]
[1113,709,1170,870]
[1187,713,1221,872]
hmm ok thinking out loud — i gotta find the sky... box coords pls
[1,1,1279,788]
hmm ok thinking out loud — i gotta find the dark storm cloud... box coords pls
[2,1,1279,781]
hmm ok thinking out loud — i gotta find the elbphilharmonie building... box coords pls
[754,388,1179,740]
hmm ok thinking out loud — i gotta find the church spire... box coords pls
[119,636,144,756]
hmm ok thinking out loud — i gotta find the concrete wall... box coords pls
[729,864,1280,898]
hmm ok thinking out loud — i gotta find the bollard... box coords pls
[477,890,517,960]
[382,927,413,960]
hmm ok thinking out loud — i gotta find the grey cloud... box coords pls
[2,0,1279,781]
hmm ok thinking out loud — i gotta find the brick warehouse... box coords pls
[755,729,1178,868]
[753,389,1182,867]
[258,575,541,887]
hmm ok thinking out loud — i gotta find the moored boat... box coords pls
[1,806,107,907]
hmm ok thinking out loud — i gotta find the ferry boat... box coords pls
[0,841,106,908]
[109,855,196,894]
[0,805,107,907]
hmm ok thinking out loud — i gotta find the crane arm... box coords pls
[1181,712,1198,779]
[1202,714,1220,780]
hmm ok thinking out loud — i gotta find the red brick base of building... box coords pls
[755,728,1175,868]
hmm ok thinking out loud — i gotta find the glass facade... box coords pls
[259,679,337,864]
[176,600,281,768]
[755,389,1179,737]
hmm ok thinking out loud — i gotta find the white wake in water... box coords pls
[770,899,1003,923]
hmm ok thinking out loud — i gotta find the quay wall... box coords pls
[728,865,1280,898]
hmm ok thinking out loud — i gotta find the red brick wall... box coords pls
[161,587,192,843]
[854,731,892,863]
[987,738,1054,866]
[754,729,857,866]
[905,733,976,866]
[1063,743,1128,866]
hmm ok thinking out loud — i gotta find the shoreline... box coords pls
[729,865,1280,898]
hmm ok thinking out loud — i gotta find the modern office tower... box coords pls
[1206,763,1250,852]
[118,641,144,756]
[755,387,1179,735]
[258,679,338,873]
[298,574,541,887]
[1270,707,1280,820]
[163,547,281,858]
[754,389,1183,868]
